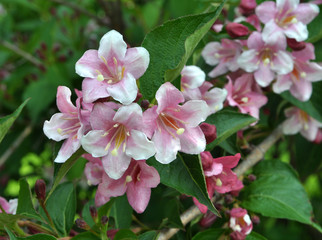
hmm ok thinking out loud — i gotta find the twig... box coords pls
[0,126,32,167]
[157,124,284,240]
[49,0,109,26]
[17,220,54,235]
[0,40,42,67]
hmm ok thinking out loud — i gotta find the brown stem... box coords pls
[17,220,54,235]
[157,124,284,240]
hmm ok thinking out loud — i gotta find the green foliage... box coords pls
[241,160,321,232]
[5,227,57,240]
[245,232,267,240]
[110,195,133,229]
[191,228,225,240]
[70,232,100,240]
[147,153,219,216]
[0,99,29,143]
[138,231,158,240]
[140,0,225,101]
[114,229,137,240]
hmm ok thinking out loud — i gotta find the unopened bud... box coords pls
[248,174,256,182]
[251,215,260,225]
[101,216,109,225]
[239,0,257,14]
[75,219,90,230]
[200,123,217,144]
[226,23,249,38]
[287,38,306,51]
[89,206,98,221]
[140,99,150,110]
[35,179,46,201]
[224,194,234,205]
[135,92,142,102]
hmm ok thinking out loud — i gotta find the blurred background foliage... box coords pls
[0,0,321,239]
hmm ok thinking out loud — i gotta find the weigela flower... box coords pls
[183,81,227,115]
[202,39,242,78]
[143,82,208,164]
[229,208,253,240]
[81,103,155,179]
[43,86,90,163]
[0,197,17,214]
[83,154,104,186]
[225,74,268,119]
[180,65,205,92]
[95,159,160,213]
[282,106,322,141]
[256,0,319,43]
[193,152,244,213]
[273,43,322,101]
[76,30,149,105]
[237,32,293,87]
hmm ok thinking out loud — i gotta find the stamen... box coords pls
[176,128,185,135]
[111,148,118,156]
[57,128,63,134]
[97,74,104,81]
[216,178,222,186]
[126,175,132,183]
[300,72,306,78]
[241,97,249,103]
[263,58,270,66]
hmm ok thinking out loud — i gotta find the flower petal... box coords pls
[127,183,151,213]
[54,136,81,163]
[137,161,160,188]
[126,130,155,160]
[294,3,319,24]
[255,1,277,23]
[102,150,131,179]
[153,130,181,164]
[290,78,312,101]
[284,22,308,42]
[43,113,71,141]
[82,78,110,103]
[156,82,185,113]
[175,100,209,127]
[81,130,109,157]
[181,65,206,89]
[75,50,104,78]
[123,47,150,79]
[90,103,116,130]
[237,49,259,72]
[56,86,76,113]
[254,63,275,87]
[201,42,221,65]
[271,51,294,75]
[113,103,142,130]
[179,127,206,155]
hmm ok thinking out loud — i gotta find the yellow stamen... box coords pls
[216,178,222,186]
[176,128,185,135]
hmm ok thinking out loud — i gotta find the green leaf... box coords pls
[241,160,321,232]
[70,232,100,240]
[191,228,225,240]
[82,199,96,228]
[114,229,138,240]
[0,98,29,143]
[16,178,43,222]
[4,227,17,240]
[43,182,76,236]
[205,110,256,151]
[97,198,116,222]
[46,148,85,203]
[140,1,226,101]
[245,232,267,240]
[138,231,158,240]
[281,82,322,122]
[110,195,133,229]
[147,153,219,216]
[307,5,322,43]
[18,234,57,240]
[0,213,21,230]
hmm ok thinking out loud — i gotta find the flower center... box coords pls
[102,123,129,156]
[298,110,310,130]
[157,112,185,138]
[96,56,125,84]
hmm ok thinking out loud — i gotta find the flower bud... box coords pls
[287,38,306,51]
[35,179,46,201]
[89,206,98,221]
[251,215,260,225]
[200,123,217,144]
[239,0,257,14]
[101,216,109,225]
[75,219,90,230]
[247,174,256,182]
[226,23,249,38]
[199,211,217,228]
[140,99,150,110]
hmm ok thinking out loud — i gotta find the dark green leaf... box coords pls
[114,229,137,240]
[110,195,133,229]
[140,1,226,101]
[281,82,322,122]
[4,227,17,240]
[138,231,158,240]
[205,110,256,150]
[18,234,57,240]
[16,178,42,222]
[43,182,76,236]
[82,199,96,228]
[70,232,100,240]
[46,148,85,203]
[307,5,322,43]
[241,160,321,232]
[97,198,115,222]
[0,214,21,230]
[0,99,29,143]
[218,134,239,155]
[191,228,225,240]
[147,153,219,216]
[245,231,267,240]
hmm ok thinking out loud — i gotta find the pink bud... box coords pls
[75,219,90,230]
[247,174,256,182]
[226,23,249,38]
[287,38,306,51]
[200,123,217,144]
[251,215,260,225]
[35,179,46,201]
[240,0,257,12]
[199,211,217,228]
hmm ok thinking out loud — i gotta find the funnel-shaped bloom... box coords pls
[237,32,293,87]
[273,43,322,101]
[0,197,17,214]
[144,82,208,164]
[282,107,322,141]
[180,65,205,91]
[229,208,253,240]
[43,86,91,163]
[81,103,155,179]
[95,160,160,213]
[76,30,149,105]
[256,0,319,42]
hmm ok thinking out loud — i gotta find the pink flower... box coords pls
[83,154,104,186]
[193,152,244,213]
[95,160,160,213]
[282,106,322,141]
[43,86,90,163]
[81,103,155,179]
[143,82,208,164]
[239,0,257,15]
[226,23,250,38]
[225,74,268,119]
[0,197,17,214]
[273,43,322,101]
[256,0,319,42]
[183,81,227,115]
[313,129,322,144]
[180,65,205,91]
[237,32,293,87]
[76,30,149,105]
[229,208,253,240]
[202,39,242,78]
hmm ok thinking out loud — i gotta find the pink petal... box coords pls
[81,130,109,157]
[90,103,116,130]
[204,162,223,177]
[85,161,103,185]
[82,78,110,103]
[75,50,104,78]
[123,47,150,79]
[273,75,293,93]
[106,73,138,105]
[204,88,227,114]
[208,62,229,78]
[276,0,299,11]
[261,20,285,44]
[56,86,76,113]
[193,197,208,214]
[305,63,322,82]
[102,150,131,179]
[201,42,221,65]
[0,197,10,213]
[156,82,185,113]
[294,3,319,24]
[255,1,277,23]
[98,30,127,63]
[179,127,206,155]
[55,136,81,163]
[137,161,160,188]
[214,153,241,169]
[127,183,151,213]
[290,78,312,101]
[237,49,259,72]
[181,65,205,89]
[113,103,142,130]
[126,130,156,160]
[272,51,294,75]
[292,43,315,61]
[175,100,209,127]
[247,32,265,50]
[142,106,158,138]
[282,116,302,135]
[254,63,275,87]
[284,22,308,42]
